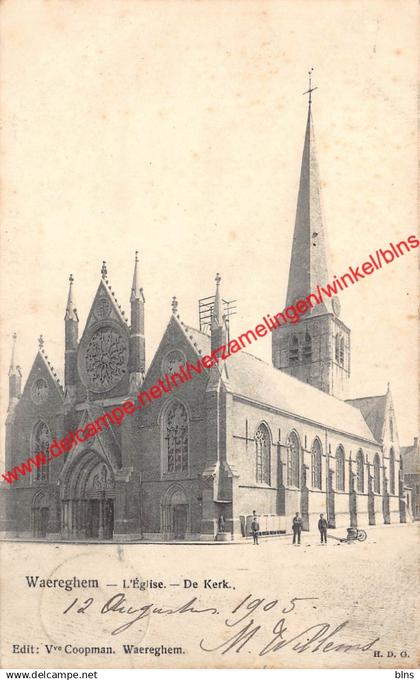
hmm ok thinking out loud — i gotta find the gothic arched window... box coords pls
[336,445,345,491]
[389,416,394,441]
[255,424,271,485]
[303,333,312,363]
[356,450,365,493]
[287,431,300,488]
[311,438,322,489]
[339,336,345,365]
[31,421,51,482]
[164,401,189,473]
[389,447,395,495]
[373,453,381,494]
[289,336,299,364]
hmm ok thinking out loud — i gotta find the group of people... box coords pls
[292,512,328,544]
[250,511,328,545]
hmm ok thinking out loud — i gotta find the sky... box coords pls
[0,0,418,464]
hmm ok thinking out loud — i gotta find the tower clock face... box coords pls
[81,324,129,393]
[31,378,49,405]
[332,296,341,317]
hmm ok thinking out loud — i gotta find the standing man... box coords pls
[251,512,260,545]
[292,512,302,545]
[318,513,328,544]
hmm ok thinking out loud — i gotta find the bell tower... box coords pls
[272,71,350,399]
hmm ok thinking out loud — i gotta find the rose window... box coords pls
[85,327,128,391]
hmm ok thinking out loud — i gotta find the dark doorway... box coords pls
[87,499,100,538]
[104,499,114,539]
[33,507,49,537]
[173,505,187,539]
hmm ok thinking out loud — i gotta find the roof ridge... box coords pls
[38,348,64,395]
[101,277,129,326]
[346,394,387,402]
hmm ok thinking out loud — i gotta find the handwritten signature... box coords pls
[62,592,380,655]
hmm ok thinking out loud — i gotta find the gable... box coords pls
[59,405,122,482]
[17,351,64,415]
[8,351,64,472]
[81,279,129,338]
[346,394,387,442]
[76,279,131,400]
[140,316,211,420]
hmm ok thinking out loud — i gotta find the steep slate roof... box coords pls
[345,394,387,442]
[181,323,209,355]
[182,323,377,444]
[285,105,334,316]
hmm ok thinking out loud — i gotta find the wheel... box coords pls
[357,529,367,542]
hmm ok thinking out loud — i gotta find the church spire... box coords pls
[211,273,227,353]
[129,251,145,392]
[212,273,223,330]
[285,71,333,315]
[8,332,22,403]
[64,274,79,396]
[272,75,351,399]
[130,250,142,302]
[65,274,78,321]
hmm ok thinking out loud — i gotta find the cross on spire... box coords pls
[303,67,318,106]
[38,334,44,350]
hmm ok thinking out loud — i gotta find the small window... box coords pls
[335,335,340,362]
[289,336,299,364]
[303,333,312,363]
[339,336,345,365]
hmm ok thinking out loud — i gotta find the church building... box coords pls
[0,95,405,541]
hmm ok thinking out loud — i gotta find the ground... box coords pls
[0,523,418,669]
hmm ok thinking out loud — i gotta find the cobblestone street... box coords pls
[0,522,418,668]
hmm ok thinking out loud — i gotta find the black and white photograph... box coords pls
[0,0,418,673]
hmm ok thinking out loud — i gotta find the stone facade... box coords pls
[0,101,406,541]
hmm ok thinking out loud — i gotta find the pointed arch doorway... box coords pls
[161,485,189,540]
[32,491,50,538]
[61,449,115,540]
